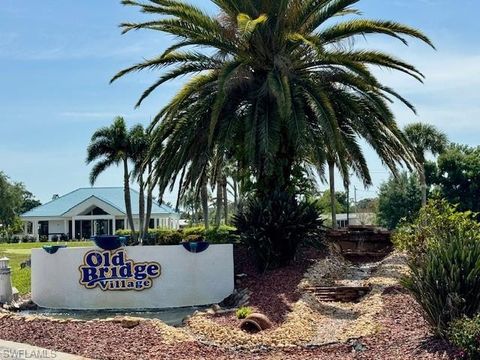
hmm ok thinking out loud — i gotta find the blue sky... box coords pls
[0,0,478,204]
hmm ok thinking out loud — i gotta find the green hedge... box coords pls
[116,225,238,246]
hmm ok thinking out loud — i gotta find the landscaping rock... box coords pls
[113,316,141,329]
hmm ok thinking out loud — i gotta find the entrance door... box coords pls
[95,219,110,236]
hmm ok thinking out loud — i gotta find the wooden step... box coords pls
[304,286,371,302]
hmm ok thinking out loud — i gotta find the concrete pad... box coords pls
[0,340,91,359]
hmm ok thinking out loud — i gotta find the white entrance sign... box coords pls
[31,245,234,309]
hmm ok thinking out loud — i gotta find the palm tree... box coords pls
[86,117,136,236]
[130,124,155,242]
[404,123,448,206]
[112,0,433,206]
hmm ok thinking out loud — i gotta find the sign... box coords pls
[79,249,161,291]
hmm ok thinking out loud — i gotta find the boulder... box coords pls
[114,316,141,329]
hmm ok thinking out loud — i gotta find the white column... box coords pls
[72,217,76,240]
[23,222,28,236]
[112,217,116,235]
[124,217,129,230]
[63,219,67,237]
[33,220,39,242]
[0,257,13,304]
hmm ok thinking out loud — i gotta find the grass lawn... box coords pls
[0,241,93,295]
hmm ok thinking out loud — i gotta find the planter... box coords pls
[182,241,209,254]
[240,313,273,333]
[42,245,67,254]
[91,236,127,251]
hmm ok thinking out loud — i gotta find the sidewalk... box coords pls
[0,340,91,360]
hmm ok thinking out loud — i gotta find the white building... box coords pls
[21,187,180,241]
[322,213,377,229]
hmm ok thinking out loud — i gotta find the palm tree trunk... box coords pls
[143,163,154,237]
[222,176,228,225]
[215,180,222,227]
[328,160,337,229]
[420,164,427,207]
[138,175,145,244]
[233,178,238,209]
[201,182,209,229]
[123,158,136,238]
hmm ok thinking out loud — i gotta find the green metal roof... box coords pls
[21,187,176,217]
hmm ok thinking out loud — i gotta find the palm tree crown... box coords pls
[404,123,448,163]
[404,122,448,206]
[86,116,131,185]
[86,116,137,235]
[112,0,434,198]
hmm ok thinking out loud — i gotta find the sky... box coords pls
[0,0,479,204]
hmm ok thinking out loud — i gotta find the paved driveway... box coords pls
[0,340,91,360]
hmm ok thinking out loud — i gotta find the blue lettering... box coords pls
[111,251,125,266]
[147,264,160,277]
[79,250,161,291]
[81,267,97,284]
[134,264,148,280]
[85,252,102,267]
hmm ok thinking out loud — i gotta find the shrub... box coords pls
[184,234,204,243]
[152,228,183,245]
[206,225,239,244]
[233,191,324,271]
[403,225,480,336]
[394,199,480,262]
[183,226,206,238]
[236,306,253,319]
[448,315,480,359]
[22,235,34,243]
[39,235,48,243]
[116,226,238,245]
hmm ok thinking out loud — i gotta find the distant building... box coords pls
[322,213,377,229]
[21,187,180,240]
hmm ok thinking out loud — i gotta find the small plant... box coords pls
[448,315,480,359]
[39,235,48,243]
[236,306,253,319]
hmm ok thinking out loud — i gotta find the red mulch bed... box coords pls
[0,248,458,360]
[0,317,230,360]
[209,245,325,328]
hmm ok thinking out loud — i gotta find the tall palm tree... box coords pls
[404,123,448,206]
[130,124,156,242]
[112,0,433,205]
[86,117,136,235]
